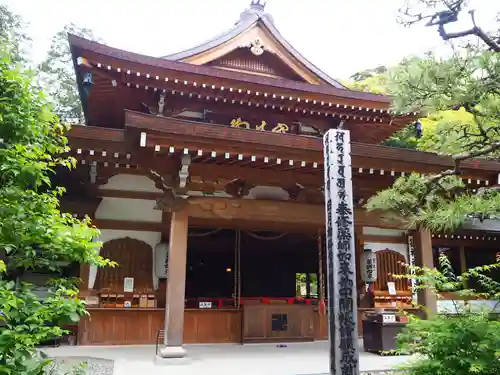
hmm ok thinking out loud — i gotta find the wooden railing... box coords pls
[185,297,327,309]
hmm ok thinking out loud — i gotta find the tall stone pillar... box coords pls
[323,129,359,375]
[415,228,437,316]
[159,208,189,358]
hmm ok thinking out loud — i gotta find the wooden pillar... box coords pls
[415,228,437,316]
[158,208,188,359]
[79,264,90,297]
[459,245,467,273]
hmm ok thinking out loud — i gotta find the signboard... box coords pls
[323,129,359,375]
[361,248,377,283]
[85,296,99,307]
[198,301,212,309]
[382,314,396,323]
[230,117,289,133]
[407,235,418,302]
[123,277,134,293]
[387,282,397,296]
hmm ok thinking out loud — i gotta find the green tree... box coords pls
[395,255,500,375]
[0,5,30,64]
[367,1,500,232]
[38,24,100,124]
[0,47,111,373]
[416,108,478,153]
[348,65,390,95]
[346,65,421,149]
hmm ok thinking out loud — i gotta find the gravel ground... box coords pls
[44,356,114,375]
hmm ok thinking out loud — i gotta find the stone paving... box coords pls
[44,356,114,375]
[44,341,414,375]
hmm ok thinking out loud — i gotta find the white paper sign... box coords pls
[85,296,99,306]
[199,301,212,309]
[387,282,397,295]
[123,277,134,293]
[124,301,132,308]
[382,314,396,323]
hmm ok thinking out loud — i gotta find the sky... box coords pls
[3,0,499,79]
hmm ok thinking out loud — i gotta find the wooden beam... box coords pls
[189,217,320,234]
[98,189,164,200]
[92,219,163,232]
[360,234,407,244]
[189,163,322,188]
[60,198,102,219]
[90,198,402,233]
[186,197,403,229]
[432,238,500,249]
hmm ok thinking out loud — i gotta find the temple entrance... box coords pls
[184,228,324,342]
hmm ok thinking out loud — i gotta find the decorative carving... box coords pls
[189,199,243,220]
[155,192,189,213]
[249,37,265,56]
[284,184,303,201]
[179,154,191,189]
[296,188,324,205]
[89,163,97,184]
[157,95,165,117]
[214,58,278,76]
[149,170,189,213]
[224,179,253,198]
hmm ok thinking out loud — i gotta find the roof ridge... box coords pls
[161,4,346,89]
[162,13,258,60]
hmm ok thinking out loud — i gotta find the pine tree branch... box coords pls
[427,141,500,183]
[439,11,500,52]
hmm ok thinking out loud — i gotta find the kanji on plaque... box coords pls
[230,117,289,133]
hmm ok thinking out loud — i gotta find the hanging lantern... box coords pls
[82,72,93,96]
[154,242,169,279]
[361,248,377,284]
[415,120,423,138]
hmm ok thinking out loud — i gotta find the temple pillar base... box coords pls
[155,346,190,364]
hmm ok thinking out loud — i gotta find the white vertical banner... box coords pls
[323,129,359,375]
[407,234,418,303]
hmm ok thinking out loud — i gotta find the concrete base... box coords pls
[157,345,187,360]
[43,341,413,375]
[154,355,192,366]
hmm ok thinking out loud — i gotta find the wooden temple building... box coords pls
[62,0,500,353]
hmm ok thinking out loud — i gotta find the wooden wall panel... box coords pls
[78,309,164,345]
[79,309,242,345]
[243,305,314,343]
[183,310,242,343]
[314,311,328,340]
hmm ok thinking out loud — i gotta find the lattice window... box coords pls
[374,249,409,292]
[94,237,154,292]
